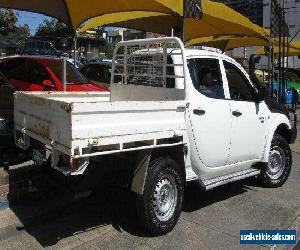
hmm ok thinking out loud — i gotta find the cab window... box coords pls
[1,60,28,81]
[224,61,256,102]
[25,60,51,84]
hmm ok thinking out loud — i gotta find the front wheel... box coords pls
[260,134,292,188]
[136,156,184,236]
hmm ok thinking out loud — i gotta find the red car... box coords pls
[0,56,108,92]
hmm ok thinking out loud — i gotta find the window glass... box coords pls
[1,60,28,81]
[187,58,224,99]
[0,70,8,84]
[224,61,255,102]
[47,61,88,84]
[82,64,111,83]
[25,60,51,84]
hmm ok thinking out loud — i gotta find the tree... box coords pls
[104,43,115,58]
[0,9,18,35]
[7,24,30,39]
[35,18,66,36]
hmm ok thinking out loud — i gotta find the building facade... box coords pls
[216,0,264,26]
[263,0,300,68]
[218,0,300,68]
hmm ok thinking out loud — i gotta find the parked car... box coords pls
[0,56,108,92]
[80,62,122,89]
[23,39,68,57]
[287,68,300,79]
[80,62,112,89]
[0,56,108,165]
[15,37,297,235]
[0,70,31,165]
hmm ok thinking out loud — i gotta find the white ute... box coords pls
[14,37,297,235]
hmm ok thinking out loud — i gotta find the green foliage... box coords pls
[7,24,30,39]
[0,9,18,35]
[104,43,115,58]
[35,18,66,36]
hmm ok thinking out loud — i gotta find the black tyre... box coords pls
[260,134,292,188]
[136,156,184,236]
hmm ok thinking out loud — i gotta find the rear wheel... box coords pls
[136,156,184,236]
[260,135,292,188]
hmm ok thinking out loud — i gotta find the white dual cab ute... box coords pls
[14,37,297,235]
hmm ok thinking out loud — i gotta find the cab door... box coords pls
[187,57,232,168]
[222,60,268,164]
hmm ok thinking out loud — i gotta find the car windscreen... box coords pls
[47,60,88,84]
[81,64,114,83]
[0,70,8,84]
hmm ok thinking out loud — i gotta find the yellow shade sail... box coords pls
[78,11,177,35]
[0,0,179,32]
[186,35,269,51]
[289,41,300,50]
[78,0,268,45]
[154,0,184,16]
[184,0,268,42]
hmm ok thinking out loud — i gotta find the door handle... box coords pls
[259,117,265,123]
[193,109,206,116]
[232,110,242,117]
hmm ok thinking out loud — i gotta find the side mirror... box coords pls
[41,79,55,88]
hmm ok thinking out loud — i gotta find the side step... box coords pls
[202,168,261,190]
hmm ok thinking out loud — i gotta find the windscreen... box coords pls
[0,70,8,84]
[47,60,88,84]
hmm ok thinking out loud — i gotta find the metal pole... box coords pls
[282,0,286,104]
[278,8,282,103]
[73,36,77,67]
[62,58,67,92]
[270,0,275,98]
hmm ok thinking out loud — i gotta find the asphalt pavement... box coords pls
[0,136,299,249]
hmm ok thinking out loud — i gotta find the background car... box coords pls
[284,70,300,103]
[0,56,108,92]
[0,70,30,165]
[80,62,123,89]
[80,62,112,89]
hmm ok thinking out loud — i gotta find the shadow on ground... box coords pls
[7,168,255,247]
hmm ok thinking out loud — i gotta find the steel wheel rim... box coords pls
[153,176,177,222]
[267,146,286,180]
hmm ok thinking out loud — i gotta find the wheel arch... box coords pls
[131,145,186,195]
[263,116,291,162]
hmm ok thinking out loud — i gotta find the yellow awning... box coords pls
[78,0,268,44]
[78,12,177,35]
[0,0,179,32]
[289,41,300,50]
[186,35,269,51]
[154,0,183,16]
[184,0,268,42]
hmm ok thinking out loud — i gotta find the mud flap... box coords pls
[131,150,152,195]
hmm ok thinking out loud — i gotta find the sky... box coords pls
[16,10,115,35]
[16,11,48,35]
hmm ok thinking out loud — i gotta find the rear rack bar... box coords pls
[111,37,188,97]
